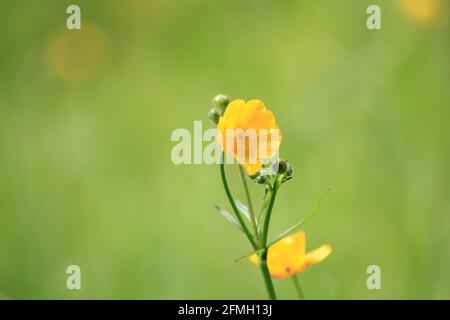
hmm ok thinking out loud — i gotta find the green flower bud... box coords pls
[256,175,266,184]
[212,94,231,112]
[208,107,221,124]
[272,160,288,174]
[285,163,293,178]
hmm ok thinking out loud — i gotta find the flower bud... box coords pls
[256,175,266,184]
[272,160,288,174]
[212,94,231,112]
[285,163,293,178]
[208,107,221,124]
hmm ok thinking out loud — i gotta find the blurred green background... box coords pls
[0,0,449,299]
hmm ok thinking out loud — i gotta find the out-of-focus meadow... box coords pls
[0,0,449,299]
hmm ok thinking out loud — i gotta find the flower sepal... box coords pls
[212,94,231,112]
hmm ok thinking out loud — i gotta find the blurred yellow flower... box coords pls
[217,99,281,175]
[250,231,332,279]
[397,0,442,25]
[45,23,107,83]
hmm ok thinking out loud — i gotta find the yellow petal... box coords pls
[217,98,281,176]
[397,0,441,25]
[304,245,332,265]
[218,99,245,130]
[239,100,276,130]
[249,232,332,278]
[249,253,260,265]
[218,99,245,156]
[242,162,262,176]
[266,231,307,278]
[241,100,281,159]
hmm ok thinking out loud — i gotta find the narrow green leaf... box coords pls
[234,187,331,262]
[214,205,243,232]
[269,187,330,245]
[234,248,264,262]
[258,195,270,232]
[235,199,251,222]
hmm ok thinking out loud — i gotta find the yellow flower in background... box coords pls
[397,0,442,25]
[45,23,108,83]
[250,231,332,279]
[217,99,282,175]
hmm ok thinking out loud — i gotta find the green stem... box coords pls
[257,195,270,238]
[220,154,257,250]
[257,178,279,300]
[292,274,305,300]
[238,165,260,247]
[259,249,277,300]
[261,180,278,247]
[220,153,276,300]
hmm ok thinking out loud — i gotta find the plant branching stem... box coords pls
[220,155,257,250]
[220,153,277,299]
[238,165,260,247]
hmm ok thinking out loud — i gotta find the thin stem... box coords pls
[257,179,279,300]
[238,165,260,247]
[261,180,278,247]
[220,154,257,250]
[292,274,305,300]
[257,195,270,238]
[259,249,277,300]
[220,153,276,300]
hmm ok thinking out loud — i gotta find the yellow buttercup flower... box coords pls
[250,231,332,279]
[397,0,442,25]
[217,99,282,175]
